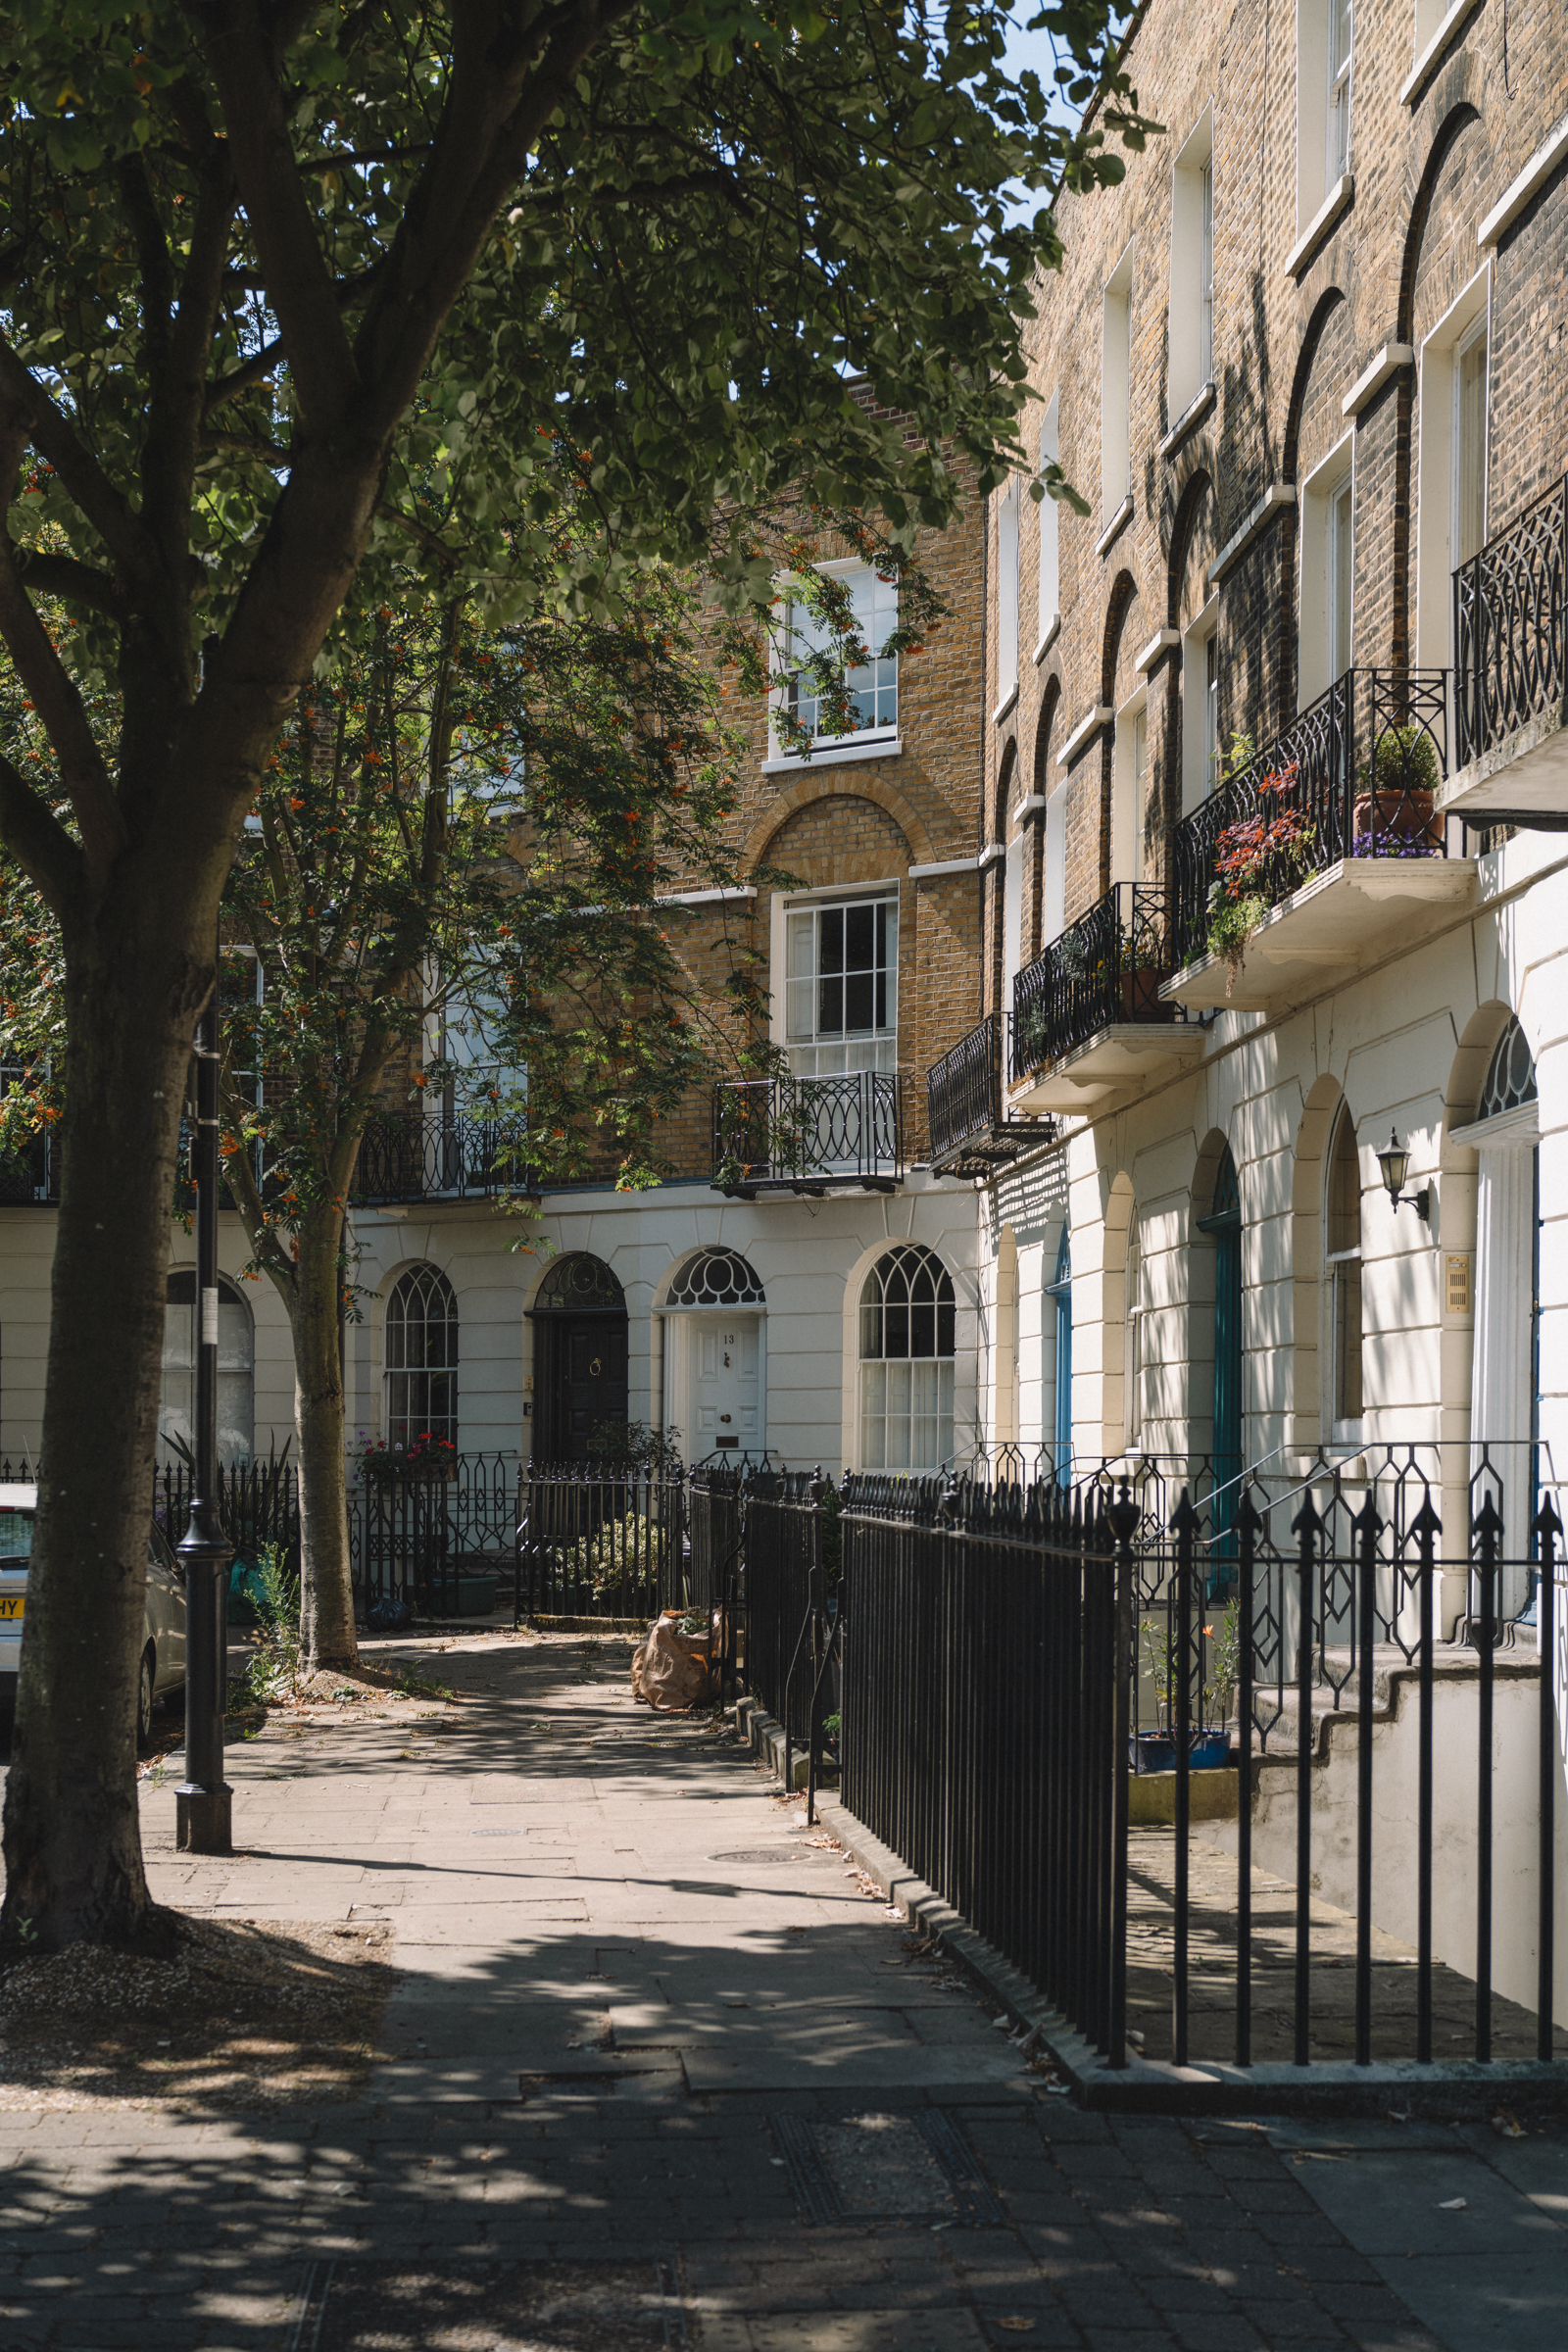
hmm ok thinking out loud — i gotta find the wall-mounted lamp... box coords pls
[1377,1127,1430,1223]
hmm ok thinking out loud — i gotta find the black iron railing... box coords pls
[0,1129,57,1205]
[514,1461,684,1621]
[1171,667,1449,973]
[1010,882,1177,1082]
[927,1013,1004,1162]
[835,1444,1562,2076]
[711,1070,903,1192]
[352,1449,520,1621]
[353,1112,531,1205]
[1454,471,1567,769]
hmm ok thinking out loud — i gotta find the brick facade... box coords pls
[643,425,990,1178]
[987,0,1568,930]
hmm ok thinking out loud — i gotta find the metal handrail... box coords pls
[1453,470,1567,768]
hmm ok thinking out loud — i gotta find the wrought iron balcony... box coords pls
[926,1012,1049,1179]
[1008,883,1201,1113]
[353,1112,532,1205]
[711,1070,903,1196]
[1166,666,1472,1009]
[1446,471,1568,824]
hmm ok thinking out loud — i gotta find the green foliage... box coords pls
[562,1512,663,1600]
[243,1544,302,1704]
[1204,890,1270,973]
[586,1419,686,1476]
[1361,723,1441,798]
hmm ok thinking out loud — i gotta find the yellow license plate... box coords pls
[0,1597,23,1620]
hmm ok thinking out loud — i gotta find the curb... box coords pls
[750,1782,1568,2121]
[731,1697,840,1792]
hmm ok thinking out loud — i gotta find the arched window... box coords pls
[1477,1016,1537,1122]
[666,1250,766,1308]
[385,1265,459,1449]
[858,1244,955,1469]
[536,1252,626,1311]
[161,1272,254,1465]
[1325,1108,1362,1433]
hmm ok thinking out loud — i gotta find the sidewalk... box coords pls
[0,1628,1564,2351]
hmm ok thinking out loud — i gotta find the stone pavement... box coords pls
[1,1629,1565,2351]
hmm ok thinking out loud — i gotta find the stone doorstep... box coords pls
[732,1697,840,1792]
[809,1792,1568,2121]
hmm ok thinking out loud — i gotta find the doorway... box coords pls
[530,1253,629,1463]
[661,1249,768,1461]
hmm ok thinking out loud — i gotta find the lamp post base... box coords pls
[174,1785,233,1855]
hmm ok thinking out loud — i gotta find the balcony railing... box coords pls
[1454,470,1567,770]
[0,1129,57,1206]
[927,1012,1045,1176]
[353,1111,532,1205]
[1010,881,1178,1083]
[1170,666,1448,974]
[711,1070,903,1195]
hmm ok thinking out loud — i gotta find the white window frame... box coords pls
[1181,593,1220,813]
[1037,391,1061,648]
[772,884,901,1079]
[858,1247,956,1472]
[1327,0,1353,184]
[1102,242,1134,525]
[1297,0,1352,232]
[996,476,1020,712]
[1414,266,1491,668]
[1111,686,1150,887]
[1169,107,1216,423]
[1298,431,1355,709]
[768,555,900,762]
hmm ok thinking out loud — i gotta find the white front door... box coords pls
[694,1316,763,1457]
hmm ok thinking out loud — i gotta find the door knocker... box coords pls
[589,1356,602,1378]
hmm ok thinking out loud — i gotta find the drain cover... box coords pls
[706,1847,814,1864]
[771,2110,1003,2227]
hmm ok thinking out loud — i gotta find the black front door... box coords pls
[544,1316,628,1461]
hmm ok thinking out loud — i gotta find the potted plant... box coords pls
[360,1434,457,1482]
[1204,759,1318,992]
[1133,1614,1232,1773]
[1353,722,1444,853]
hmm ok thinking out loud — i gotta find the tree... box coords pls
[218,559,776,1674]
[0,2,1149,1947]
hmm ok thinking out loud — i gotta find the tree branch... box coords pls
[195,3,361,432]
[9,548,127,620]
[0,339,150,586]
[0,748,83,918]
[0,419,126,893]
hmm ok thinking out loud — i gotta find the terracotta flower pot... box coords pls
[1119,970,1165,1019]
[1352,786,1443,854]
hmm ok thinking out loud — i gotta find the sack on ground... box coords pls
[631,1611,714,1711]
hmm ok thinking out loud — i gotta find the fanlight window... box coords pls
[1477,1017,1537,1122]
[858,1243,956,1470]
[667,1250,766,1308]
[385,1264,459,1448]
[535,1252,625,1311]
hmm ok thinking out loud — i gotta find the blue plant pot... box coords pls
[1130,1728,1232,1774]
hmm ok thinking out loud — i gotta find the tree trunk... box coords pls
[291,1201,358,1677]
[1,930,204,1952]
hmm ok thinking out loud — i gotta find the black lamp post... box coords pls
[174,944,234,1854]
[1376,1126,1431,1224]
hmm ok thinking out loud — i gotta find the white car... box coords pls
[0,1483,187,1751]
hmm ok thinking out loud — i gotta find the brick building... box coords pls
[958,0,1568,2025]
[0,415,1017,1481]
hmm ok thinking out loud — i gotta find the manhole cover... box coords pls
[771,2111,1004,2227]
[287,2258,686,2351]
[707,1847,815,1864]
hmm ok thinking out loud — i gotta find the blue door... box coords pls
[1049,1227,1072,1484]
[1197,1146,1242,1591]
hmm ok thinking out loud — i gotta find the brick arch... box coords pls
[994,737,1017,839]
[743,769,933,871]
[1032,674,1060,795]
[1389,97,1486,668]
[1166,467,1214,629]
[1100,568,1139,706]
[1275,286,1348,723]
[1396,98,1484,347]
